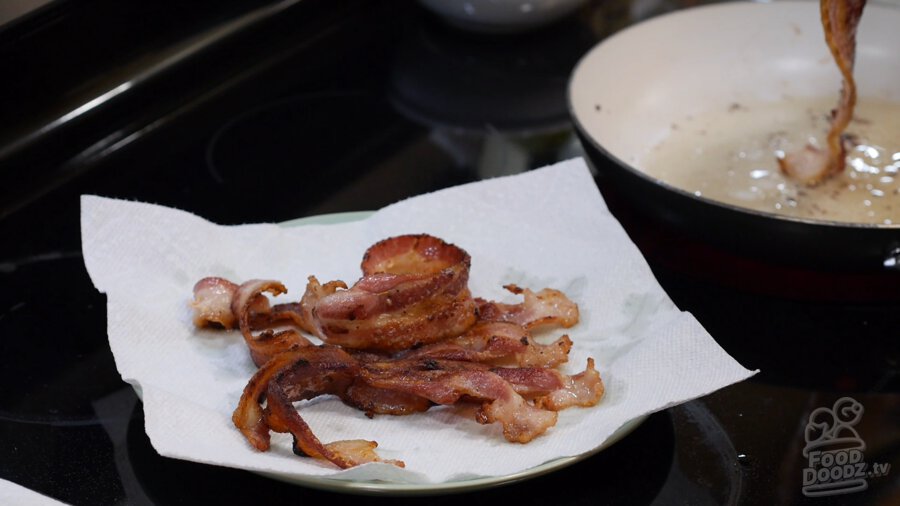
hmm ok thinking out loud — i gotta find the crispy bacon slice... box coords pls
[301,235,477,351]
[343,381,433,417]
[358,357,558,443]
[494,359,604,410]
[266,352,405,469]
[232,349,309,451]
[536,358,604,410]
[778,0,867,184]
[191,277,239,328]
[476,284,579,330]
[235,346,404,469]
[231,280,312,366]
[400,321,572,368]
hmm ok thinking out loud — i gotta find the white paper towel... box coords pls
[0,479,69,506]
[81,158,756,484]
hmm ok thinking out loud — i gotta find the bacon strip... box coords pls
[476,284,579,330]
[491,359,602,409]
[232,350,309,451]
[778,0,867,184]
[358,357,558,443]
[234,346,404,469]
[400,321,572,368]
[231,280,312,366]
[343,380,433,417]
[302,235,477,351]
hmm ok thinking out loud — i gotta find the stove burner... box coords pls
[121,399,679,501]
[0,253,124,421]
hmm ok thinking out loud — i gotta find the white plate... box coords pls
[241,210,648,495]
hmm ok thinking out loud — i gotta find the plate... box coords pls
[246,211,648,495]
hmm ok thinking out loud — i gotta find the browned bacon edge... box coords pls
[475,284,579,330]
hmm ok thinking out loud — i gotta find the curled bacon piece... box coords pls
[476,284,579,330]
[191,277,239,328]
[232,349,308,451]
[400,321,572,368]
[235,346,404,469]
[778,0,867,184]
[231,280,312,367]
[302,235,477,351]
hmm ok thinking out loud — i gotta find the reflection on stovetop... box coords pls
[0,254,122,421]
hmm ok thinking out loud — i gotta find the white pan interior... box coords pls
[570,0,900,169]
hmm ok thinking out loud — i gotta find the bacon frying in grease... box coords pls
[778,0,867,184]
[192,233,605,469]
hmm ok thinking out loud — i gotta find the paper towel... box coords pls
[81,158,756,485]
[0,479,69,506]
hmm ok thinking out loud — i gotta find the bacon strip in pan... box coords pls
[778,0,867,184]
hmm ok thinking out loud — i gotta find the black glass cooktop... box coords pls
[0,1,897,504]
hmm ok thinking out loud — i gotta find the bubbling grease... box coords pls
[642,97,900,225]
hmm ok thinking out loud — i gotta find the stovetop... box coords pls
[0,1,897,504]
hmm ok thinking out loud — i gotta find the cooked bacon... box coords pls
[343,381,433,417]
[265,348,393,469]
[358,357,557,443]
[536,358,604,410]
[476,284,579,330]
[232,350,309,451]
[506,359,604,410]
[302,235,477,351]
[778,0,867,184]
[323,440,404,468]
[400,321,572,368]
[231,280,312,366]
[194,234,604,469]
[491,360,603,410]
[191,277,239,328]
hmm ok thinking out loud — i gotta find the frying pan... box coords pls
[569,1,900,271]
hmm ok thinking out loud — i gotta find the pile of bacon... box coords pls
[190,234,603,469]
